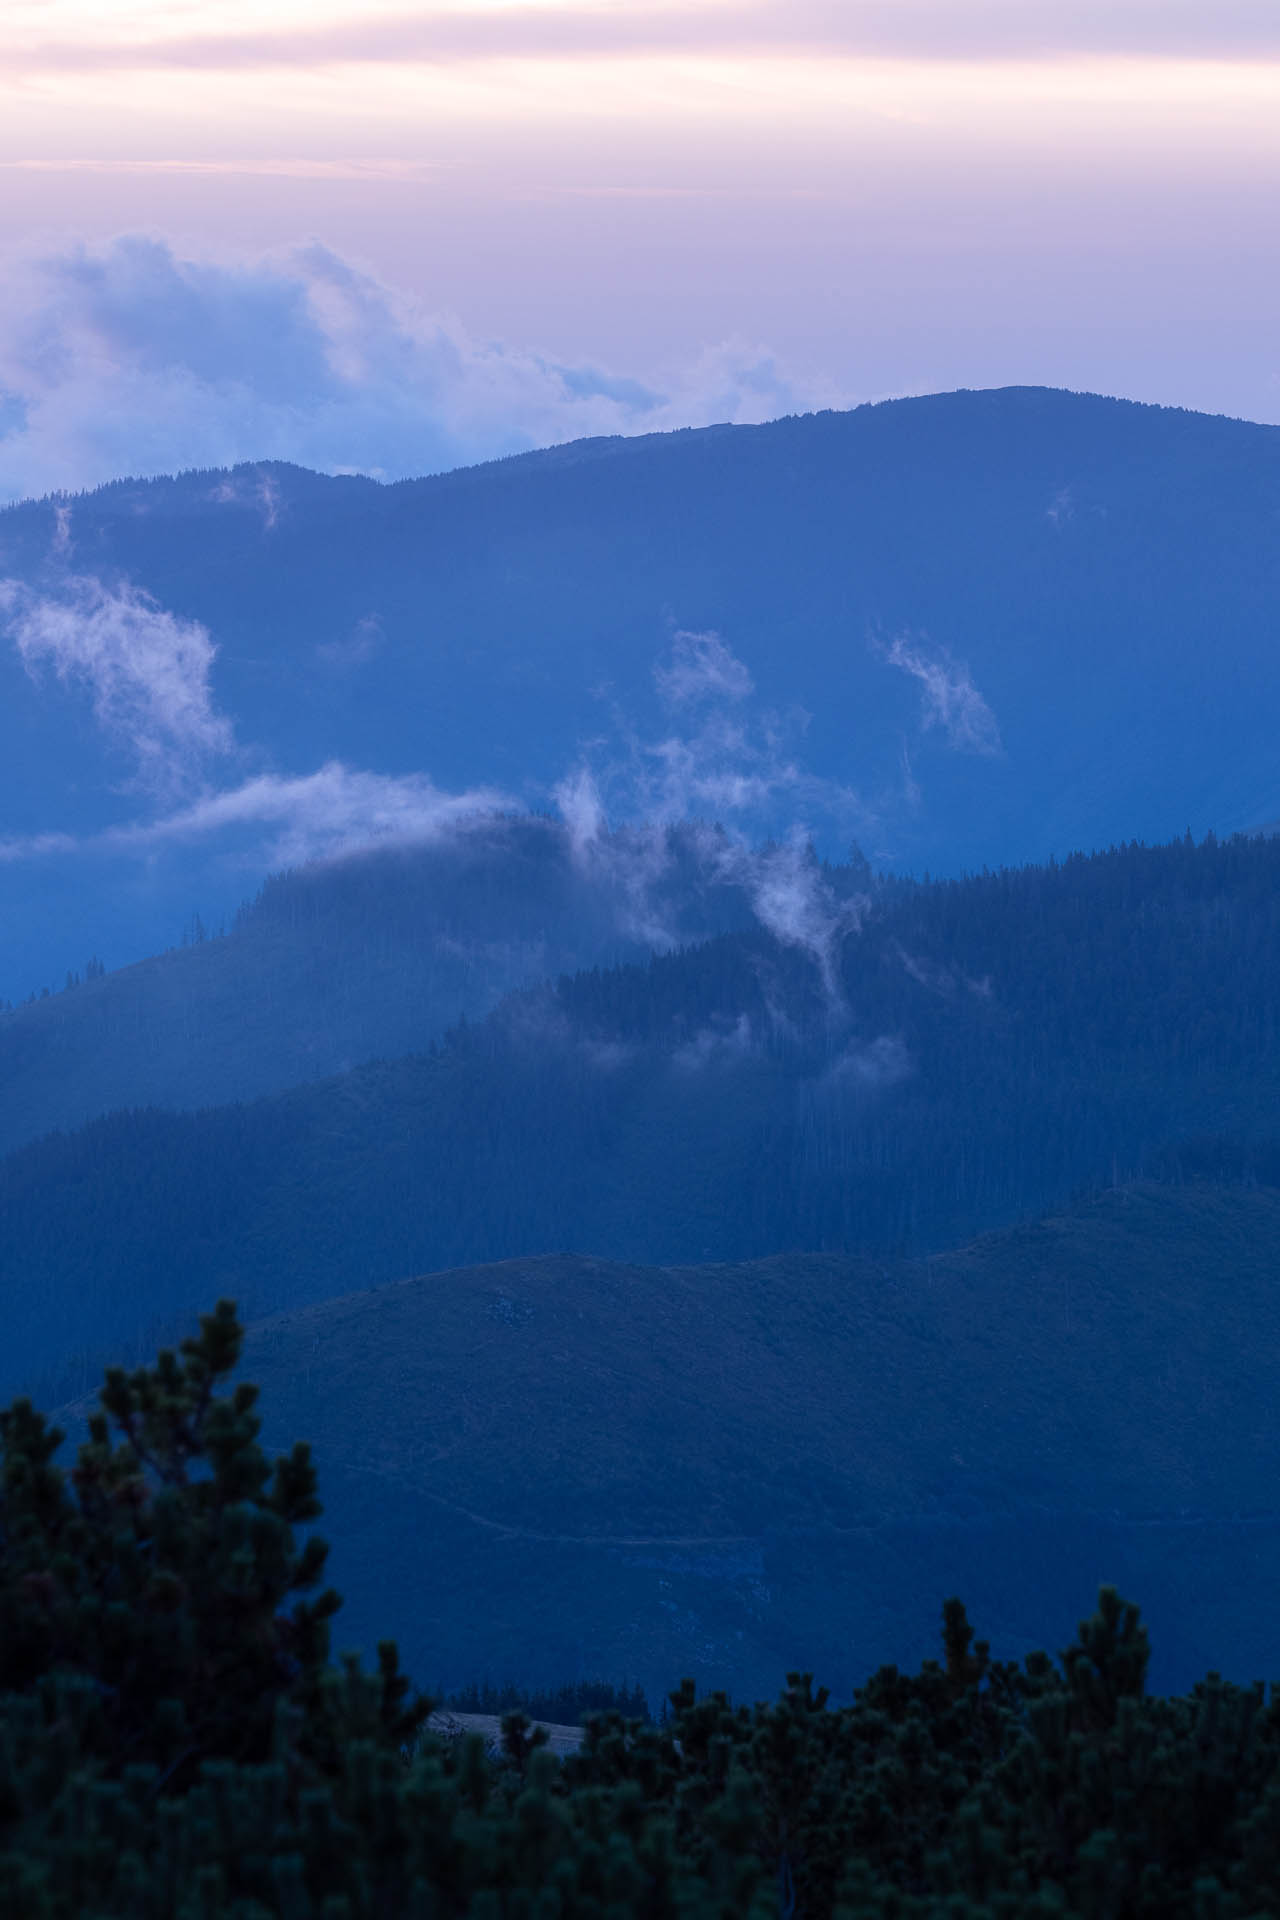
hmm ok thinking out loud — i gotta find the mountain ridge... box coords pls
[4,383,1280,993]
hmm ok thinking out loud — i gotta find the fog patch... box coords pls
[824,1034,913,1092]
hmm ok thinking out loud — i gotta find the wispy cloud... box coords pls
[0,828,79,865]
[884,633,1002,757]
[0,573,234,793]
[555,628,870,994]
[1,599,872,1000]
[110,763,512,866]
[3,158,450,183]
[7,4,1280,73]
[0,764,512,869]
[0,237,847,504]
[823,1032,912,1091]
[654,629,754,708]
[562,630,870,840]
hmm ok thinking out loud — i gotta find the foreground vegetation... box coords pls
[5,1306,1280,1917]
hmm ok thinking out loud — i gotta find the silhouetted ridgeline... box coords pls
[6,828,1280,1397]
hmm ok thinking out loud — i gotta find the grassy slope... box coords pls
[223,1182,1280,1700]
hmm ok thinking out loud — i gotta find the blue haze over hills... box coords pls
[8,389,1280,1696]
[2,385,1280,1001]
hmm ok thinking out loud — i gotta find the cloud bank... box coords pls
[0,237,847,505]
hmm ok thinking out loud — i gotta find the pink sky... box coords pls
[1,2,1278,495]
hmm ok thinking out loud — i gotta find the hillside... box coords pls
[7,830,1280,1399]
[7,829,1280,1393]
[4,387,1280,993]
[0,815,760,1156]
[217,1182,1280,1700]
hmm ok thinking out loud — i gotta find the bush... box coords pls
[4,1304,1280,1917]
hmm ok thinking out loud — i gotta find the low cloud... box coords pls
[884,633,1002,757]
[110,764,513,868]
[557,629,870,994]
[824,1033,913,1091]
[655,629,754,708]
[0,763,511,871]
[0,574,233,792]
[731,834,865,1001]
[0,591,869,1001]
[672,1012,757,1074]
[0,237,848,504]
[578,630,869,837]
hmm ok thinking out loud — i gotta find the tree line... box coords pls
[5,1302,1280,1917]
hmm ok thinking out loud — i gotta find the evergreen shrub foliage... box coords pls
[5,1305,1280,1917]
[435,1679,651,1727]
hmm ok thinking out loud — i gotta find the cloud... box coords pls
[730,833,864,999]
[823,1033,912,1091]
[570,631,868,841]
[0,586,867,1000]
[0,762,512,870]
[556,628,870,992]
[0,237,848,504]
[884,633,1002,756]
[0,574,234,792]
[563,630,871,839]
[0,828,79,865]
[316,611,384,671]
[110,763,513,867]
[655,629,754,708]
[553,765,608,859]
[8,4,1280,73]
[672,1012,756,1074]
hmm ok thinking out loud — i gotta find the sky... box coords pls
[0,0,1278,496]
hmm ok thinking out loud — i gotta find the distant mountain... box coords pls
[10,830,1280,1399]
[134,1181,1280,1701]
[3,387,1280,995]
[0,815,765,1157]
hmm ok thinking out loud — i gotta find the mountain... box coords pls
[10,829,1280,1400]
[3,387,1280,995]
[121,1180,1280,1702]
[0,815,763,1157]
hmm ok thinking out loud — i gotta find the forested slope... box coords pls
[8,830,1280,1398]
[0,816,759,1157]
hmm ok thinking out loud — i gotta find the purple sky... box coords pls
[1,1,1278,497]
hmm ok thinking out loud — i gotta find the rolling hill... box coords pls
[158,1180,1280,1701]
